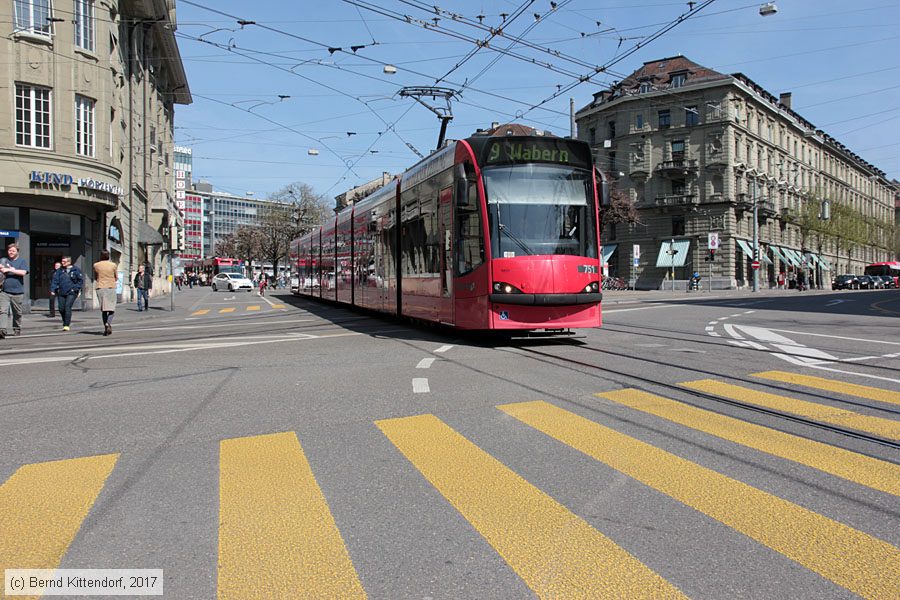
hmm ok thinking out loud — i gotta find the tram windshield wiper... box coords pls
[498,223,534,256]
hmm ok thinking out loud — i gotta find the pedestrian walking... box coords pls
[777,272,785,290]
[258,277,267,296]
[0,243,29,339]
[50,256,83,331]
[796,270,806,292]
[48,260,61,317]
[133,264,152,311]
[94,250,118,336]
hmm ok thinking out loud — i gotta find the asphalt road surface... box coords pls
[1,287,897,599]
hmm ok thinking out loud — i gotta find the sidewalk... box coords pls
[600,286,838,305]
[16,290,192,336]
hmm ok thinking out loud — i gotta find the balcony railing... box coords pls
[656,158,699,176]
[655,194,698,207]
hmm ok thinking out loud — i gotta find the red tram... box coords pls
[290,128,605,331]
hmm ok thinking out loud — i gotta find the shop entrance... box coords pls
[31,236,71,306]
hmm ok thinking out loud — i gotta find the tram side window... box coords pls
[457,175,484,275]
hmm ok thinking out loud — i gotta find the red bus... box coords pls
[184,257,244,283]
[864,261,900,287]
[291,129,605,331]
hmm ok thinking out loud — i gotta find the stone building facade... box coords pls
[0,0,191,309]
[576,56,897,289]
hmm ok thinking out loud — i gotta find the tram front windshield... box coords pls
[482,164,597,259]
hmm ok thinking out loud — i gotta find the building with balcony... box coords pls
[0,0,191,308]
[576,56,897,289]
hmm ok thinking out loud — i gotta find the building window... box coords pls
[608,151,616,173]
[607,120,616,139]
[639,82,652,93]
[658,109,671,129]
[75,95,94,156]
[685,106,699,126]
[670,73,687,88]
[13,0,52,36]
[671,139,685,159]
[635,113,643,129]
[672,216,685,235]
[74,0,94,51]
[15,83,51,148]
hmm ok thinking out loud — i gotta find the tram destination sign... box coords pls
[477,137,592,169]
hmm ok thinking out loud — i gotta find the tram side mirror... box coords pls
[455,163,469,207]
[595,167,611,207]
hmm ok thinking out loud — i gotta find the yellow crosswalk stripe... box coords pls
[246,305,261,311]
[218,432,365,600]
[377,414,685,599]
[271,304,286,309]
[681,379,900,440]
[191,309,210,316]
[599,389,900,496]
[0,454,118,591]
[500,401,900,600]
[219,307,235,313]
[753,370,900,407]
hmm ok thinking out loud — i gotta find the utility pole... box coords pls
[570,98,576,138]
[667,239,678,291]
[752,176,759,293]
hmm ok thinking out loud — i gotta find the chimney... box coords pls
[779,92,792,109]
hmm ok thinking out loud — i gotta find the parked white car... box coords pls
[211,272,254,292]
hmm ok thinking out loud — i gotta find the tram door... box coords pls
[438,186,454,324]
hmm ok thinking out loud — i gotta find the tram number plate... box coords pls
[499,311,510,320]
[578,265,598,273]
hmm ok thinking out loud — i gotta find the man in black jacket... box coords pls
[49,256,83,331]
[134,264,152,311]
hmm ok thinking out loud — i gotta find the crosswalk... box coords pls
[191,304,286,316]
[2,371,897,599]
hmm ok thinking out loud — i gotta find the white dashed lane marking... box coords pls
[412,378,430,393]
[434,345,454,353]
[416,358,435,369]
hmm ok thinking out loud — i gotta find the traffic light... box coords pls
[704,249,716,262]
[169,226,185,251]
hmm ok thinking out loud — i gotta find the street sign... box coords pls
[633,257,640,267]
[632,244,641,259]
[751,260,760,270]
[707,232,719,250]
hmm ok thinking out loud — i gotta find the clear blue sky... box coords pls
[173,0,900,199]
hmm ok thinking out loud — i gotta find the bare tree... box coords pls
[258,182,330,274]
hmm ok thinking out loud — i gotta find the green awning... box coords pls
[601,244,618,264]
[735,239,772,264]
[656,240,690,268]
[817,255,832,271]
[779,247,802,267]
[770,245,789,264]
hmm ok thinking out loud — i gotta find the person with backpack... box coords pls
[50,256,84,331]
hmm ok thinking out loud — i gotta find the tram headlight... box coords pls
[583,281,599,293]
[493,281,523,294]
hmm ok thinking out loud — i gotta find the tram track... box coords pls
[506,342,900,453]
